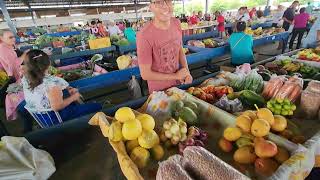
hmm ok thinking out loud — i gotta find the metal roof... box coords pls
[4,0,152,8]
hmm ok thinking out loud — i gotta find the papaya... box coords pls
[178,107,198,125]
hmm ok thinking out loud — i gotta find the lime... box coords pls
[288,110,294,116]
[281,110,289,116]
[284,99,291,105]
[283,105,291,110]
[291,104,297,111]
[269,99,276,104]
[274,109,281,115]
[275,104,282,110]
[267,102,273,109]
[276,98,284,104]
[269,107,275,113]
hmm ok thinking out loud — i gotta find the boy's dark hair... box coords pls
[293,1,299,4]
[91,21,96,25]
[300,7,306,13]
[24,50,50,90]
[126,22,131,28]
[236,21,246,32]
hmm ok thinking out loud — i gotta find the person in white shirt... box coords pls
[272,5,285,27]
[237,7,251,23]
[107,21,122,36]
[302,14,320,48]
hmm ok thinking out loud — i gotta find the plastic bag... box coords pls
[128,76,142,100]
[229,72,246,92]
[306,80,320,94]
[300,90,320,119]
[262,75,286,99]
[243,69,264,93]
[235,63,251,75]
[145,91,176,127]
[0,136,55,180]
[214,95,243,113]
[116,55,132,70]
[275,76,303,102]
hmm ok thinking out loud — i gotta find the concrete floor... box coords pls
[0,41,289,180]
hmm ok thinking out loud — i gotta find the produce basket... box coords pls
[89,86,318,180]
[88,37,111,50]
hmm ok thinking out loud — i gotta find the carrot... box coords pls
[288,86,302,102]
[276,83,295,99]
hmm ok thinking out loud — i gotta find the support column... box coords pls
[205,0,208,14]
[182,0,185,14]
[134,0,138,20]
[267,0,273,7]
[0,0,17,34]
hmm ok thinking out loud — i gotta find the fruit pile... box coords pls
[186,86,233,103]
[0,70,9,87]
[171,100,199,125]
[178,126,208,154]
[219,109,292,176]
[267,98,296,116]
[298,49,320,62]
[110,107,164,168]
[160,118,188,145]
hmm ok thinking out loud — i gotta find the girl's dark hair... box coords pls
[24,50,50,90]
[236,21,246,32]
[300,7,306,13]
[256,10,264,18]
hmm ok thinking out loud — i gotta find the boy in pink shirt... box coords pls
[137,0,192,94]
[0,30,22,81]
[289,8,310,50]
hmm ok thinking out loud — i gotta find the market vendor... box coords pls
[21,49,102,127]
[0,29,22,82]
[228,21,254,66]
[137,0,192,94]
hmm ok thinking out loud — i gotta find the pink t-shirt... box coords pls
[137,18,183,93]
[294,13,310,28]
[0,43,22,80]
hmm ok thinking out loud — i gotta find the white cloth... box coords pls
[22,75,69,111]
[237,13,250,22]
[272,10,285,24]
[108,25,122,36]
[303,14,320,48]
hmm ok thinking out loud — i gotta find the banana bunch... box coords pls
[282,63,301,72]
[0,71,9,87]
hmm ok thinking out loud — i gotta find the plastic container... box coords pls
[88,37,111,49]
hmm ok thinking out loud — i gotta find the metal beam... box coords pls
[205,0,208,14]
[134,0,138,20]
[0,0,17,34]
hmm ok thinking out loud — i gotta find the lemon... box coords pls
[223,127,242,141]
[138,129,160,149]
[130,147,150,168]
[136,114,155,130]
[108,121,123,142]
[115,107,135,123]
[122,119,142,140]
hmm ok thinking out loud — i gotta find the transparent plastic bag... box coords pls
[300,90,320,119]
[0,136,55,180]
[128,76,142,100]
[214,95,243,113]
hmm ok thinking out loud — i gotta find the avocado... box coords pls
[178,107,198,125]
[183,101,199,114]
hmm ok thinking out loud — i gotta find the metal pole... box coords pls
[205,0,208,14]
[182,0,185,14]
[0,0,17,34]
[134,0,138,20]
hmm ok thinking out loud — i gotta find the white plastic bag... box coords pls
[128,76,142,99]
[0,136,55,180]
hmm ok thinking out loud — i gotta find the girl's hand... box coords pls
[68,87,79,95]
[184,74,193,84]
[72,92,81,102]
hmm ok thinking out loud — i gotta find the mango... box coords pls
[236,115,253,133]
[150,144,164,160]
[223,127,242,141]
[280,129,293,140]
[242,110,257,120]
[274,146,290,163]
[257,108,274,126]
[115,107,135,122]
[291,135,306,144]
[254,138,278,158]
[122,119,142,140]
[136,114,155,130]
[126,139,140,153]
[130,147,150,168]
[255,158,279,176]
[108,121,123,142]
[271,115,287,132]
[236,137,254,148]
[138,130,160,149]
[218,138,233,152]
[251,119,270,137]
[178,107,198,125]
[233,146,257,164]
